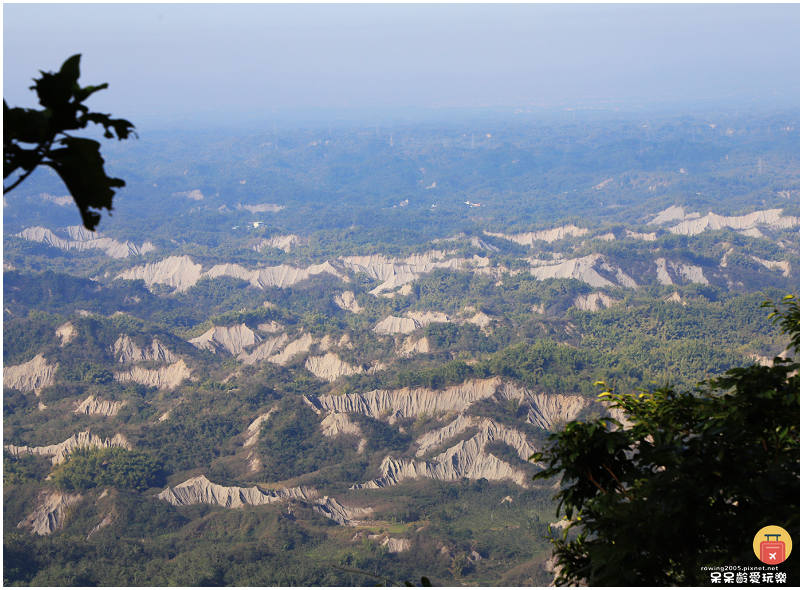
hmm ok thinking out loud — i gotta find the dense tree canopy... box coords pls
[532,296,800,585]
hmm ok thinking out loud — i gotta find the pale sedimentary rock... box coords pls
[15,226,155,259]
[74,395,125,417]
[373,316,421,335]
[6,431,132,465]
[238,334,290,365]
[189,324,261,355]
[116,255,203,292]
[268,333,315,366]
[113,335,178,363]
[18,492,83,535]
[55,322,77,345]
[3,354,58,392]
[573,293,618,312]
[305,353,363,382]
[484,225,588,245]
[156,475,317,508]
[312,496,373,526]
[115,359,192,390]
[333,291,363,314]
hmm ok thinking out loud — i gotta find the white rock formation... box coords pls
[243,409,277,448]
[382,538,411,553]
[55,322,77,345]
[204,261,345,290]
[156,475,317,508]
[669,209,800,236]
[305,353,364,382]
[253,234,300,252]
[115,359,192,390]
[373,316,421,335]
[18,492,83,535]
[320,412,367,453]
[573,293,618,312]
[74,396,125,417]
[334,291,363,314]
[529,254,614,288]
[238,334,290,365]
[415,414,478,457]
[648,206,698,226]
[3,354,58,392]
[116,255,203,292]
[312,496,373,525]
[466,312,495,328]
[751,257,791,276]
[522,393,592,431]
[484,225,588,246]
[399,337,431,357]
[6,432,132,465]
[113,335,178,363]
[625,230,657,241]
[15,226,155,259]
[406,311,450,327]
[189,324,261,355]
[305,378,503,424]
[268,333,315,366]
[354,419,535,489]
[654,258,708,286]
[257,321,284,333]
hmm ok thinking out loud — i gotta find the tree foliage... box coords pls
[532,296,800,585]
[50,447,161,492]
[3,54,135,230]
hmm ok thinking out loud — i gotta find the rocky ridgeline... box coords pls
[3,354,58,392]
[649,206,800,237]
[114,359,192,390]
[156,475,317,508]
[6,431,131,465]
[73,395,126,417]
[18,491,83,535]
[15,226,156,259]
[484,224,588,245]
[354,419,534,490]
[189,324,261,355]
[113,335,178,363]
[304,353,363,382]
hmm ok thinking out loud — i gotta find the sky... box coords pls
[4,3,800,123]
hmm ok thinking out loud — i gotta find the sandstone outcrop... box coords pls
[116,255,203,292]
[15,226,155,259]
[354,418,535,489]
[205,261,345,290]
[305,353,364,382]
[6,431,132,465]
[18,491,83,535]
[320,411,366,452]
[373,316,421,335]
[406,311,450,327]
[238,334,290,365]
[399,336,431,357]
[466,312,494,328]
[3,354,58,392]
[654,258,709,286]
[751,256,791,276]
[484,225,588,246]
[382,537,411,552]
[115,359,192,389]
[55,322,77,345]
[573,293,618,312]
[156,475,317,508]
[253,234,300,252]
[189,324,261,355]
[305,378,503,424]
[312,496,373,526]
[113,335,178,363]
[243,409,277,448]
[268,333,315,366]
[74,396,125,417]
[529,254,614,288]
[669,209,800,236]
[334,291,363,314]
[257,321,284,333]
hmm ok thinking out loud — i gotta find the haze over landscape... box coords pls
[3,3,800,587]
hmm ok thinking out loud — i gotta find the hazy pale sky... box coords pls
[4,3,800,119]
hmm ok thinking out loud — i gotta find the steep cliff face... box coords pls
[115,359,192,389]
[268,333,315,366]
[573,293,618,312]
[3,354,58,392]
[485,225,588,245]
[6,432,132,465]
[238,334,290,365]
[320,411,366,452]
[116,255,203,292]
[253,234,300,252]
[18,491,83,535]
[521,393,592,431]
[333,291,362,314]
[305,353,363,382]
[189,324,261,355]
[354,418,535,489]
[305,378,503,423]
[156,475,317,508]
[529,254,614,288]
[399,336,431,357]
[654,258,709,286]
[55,322,77,345]
[113,335,178,363]
[15,226,155,259]
[649,206,800,236]
[312,496,374,526]
[74,396,125,417]
[243,409,277,448]
[205,261,345,289]
[373,316,421,335]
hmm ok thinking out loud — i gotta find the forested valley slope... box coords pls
[4,107,800,586]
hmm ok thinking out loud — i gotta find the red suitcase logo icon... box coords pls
[760,534,786,565]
